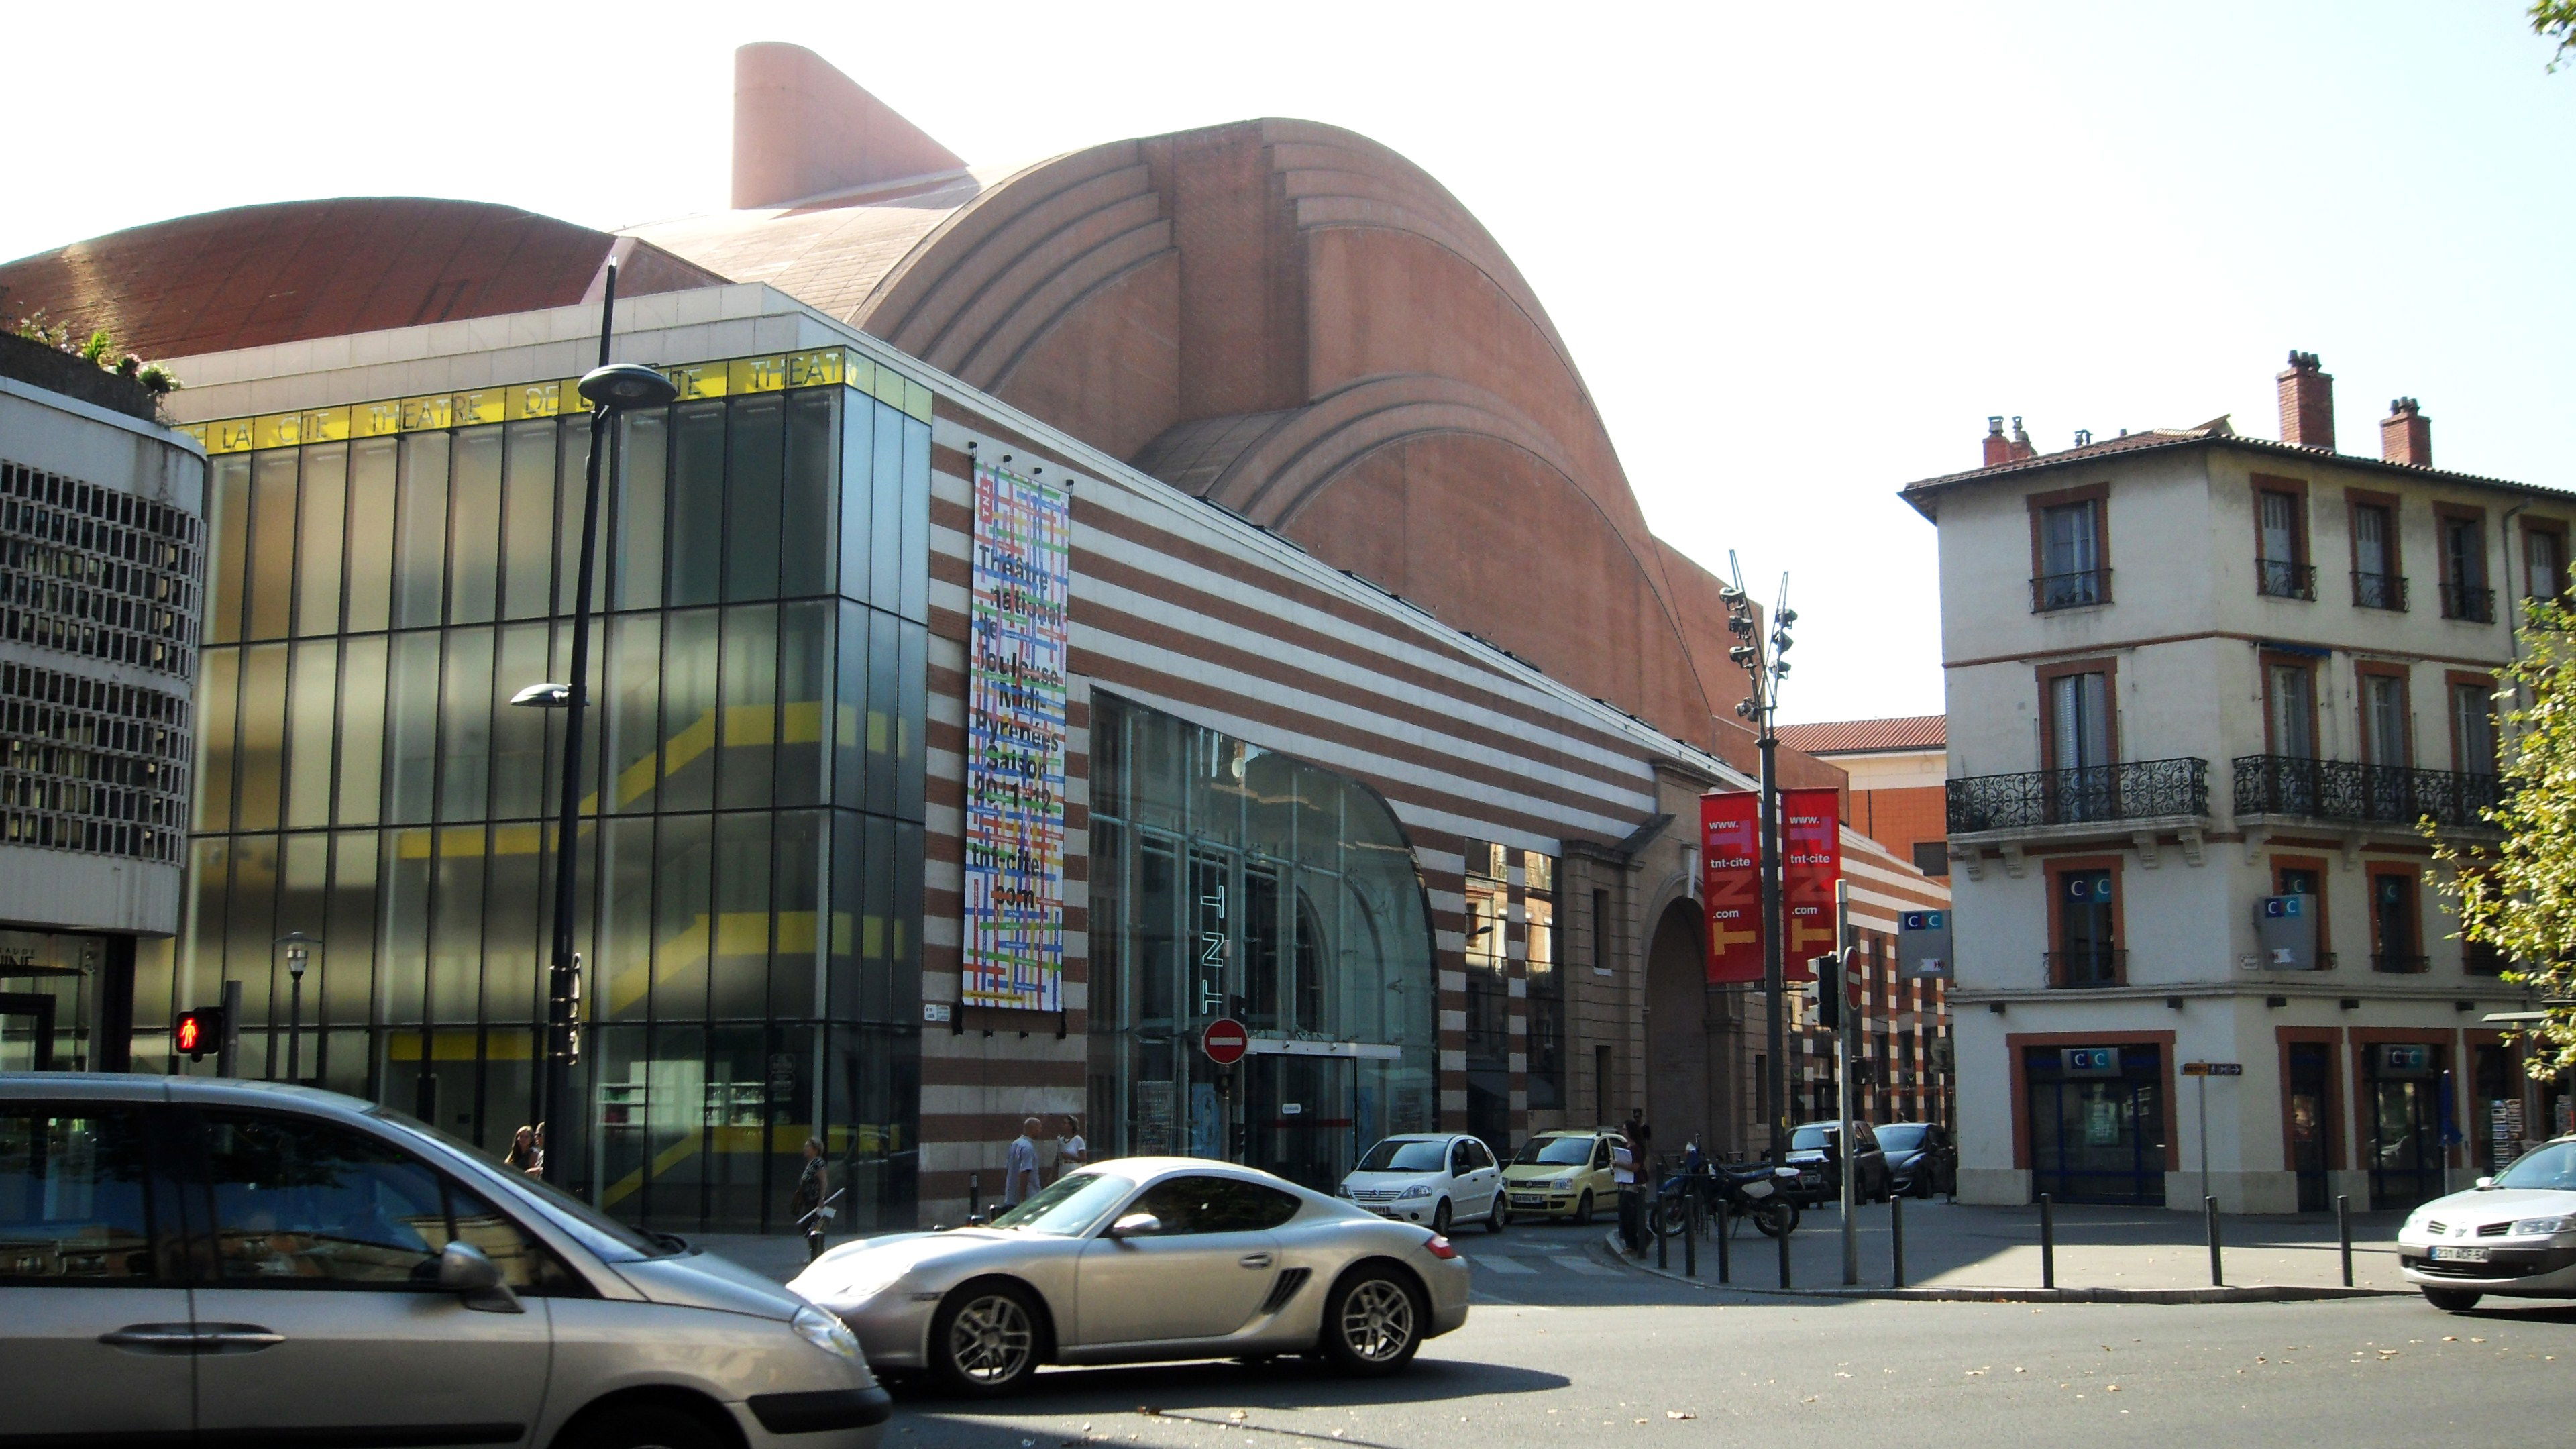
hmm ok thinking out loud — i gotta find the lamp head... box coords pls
[578,363,679,411]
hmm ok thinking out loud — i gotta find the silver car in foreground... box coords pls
[0,1075,890,1449]
[2400,1134,2576,1311]
[789,1156,1472,1395]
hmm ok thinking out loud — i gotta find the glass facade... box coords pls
[1085,692,1436,1194]
[153,374,930,1234]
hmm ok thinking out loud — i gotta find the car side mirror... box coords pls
[1106,1212,1163,1240]
[439,1240,523,1314]
[2476,1177,2496,1190]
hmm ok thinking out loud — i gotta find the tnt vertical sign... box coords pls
[1780,788,1841,983]
[1701,792,1763,984]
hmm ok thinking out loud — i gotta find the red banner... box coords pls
[1780,787,1842,983]
[1700,792,1763,984]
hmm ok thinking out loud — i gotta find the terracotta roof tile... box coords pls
[1776,714,1945,755]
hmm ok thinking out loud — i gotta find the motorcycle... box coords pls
[1653,1159,1801,1239]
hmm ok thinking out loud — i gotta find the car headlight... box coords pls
[1551,1178,1573,1190]
[1399,1183,1432,1199]
[792,1305,861,1362]
[2511,1216,2576,1236]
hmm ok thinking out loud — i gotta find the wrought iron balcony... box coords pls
[2045,948,2126,988]
[2231,755,2506,830]
[2441,582,2496,623]
[2351,570,2408,611]
[1947,757,2209,833]
[2031,567,2111,612]
[2371,953,2430,975]
[2257,557,2317,600]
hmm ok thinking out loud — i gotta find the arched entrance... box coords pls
[1644,900,1717,1160]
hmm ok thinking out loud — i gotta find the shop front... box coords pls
[2024,1042,2169,1204]
[2364,1041,2449,1208]
[1084,693,1438,1194]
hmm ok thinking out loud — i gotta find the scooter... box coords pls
[1654,1159,1802,1239]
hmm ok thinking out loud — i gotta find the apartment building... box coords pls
[1905,354,2552,1213]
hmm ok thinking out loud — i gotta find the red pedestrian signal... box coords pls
[175,1008,221,1061]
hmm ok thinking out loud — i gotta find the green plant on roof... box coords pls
[11,311,181,394]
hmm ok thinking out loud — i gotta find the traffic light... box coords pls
[1807,954,1843,1032]
[175,1006,224,1061]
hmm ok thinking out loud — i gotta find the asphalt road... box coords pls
[881,1219,2573,1449]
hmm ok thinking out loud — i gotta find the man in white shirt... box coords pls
[1057,1114,1088,1177]
[1002,1117,1043,1208]
[1611,1132,1644,1254]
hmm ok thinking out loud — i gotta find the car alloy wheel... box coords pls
[1324,1275,1421,1374]
[1574,1189,1594,1226]
[1432,1197,1452,1235]
[934,1285,1039,1394]
[2421,1287,2482,1313]
[1487,1192,1509,1233]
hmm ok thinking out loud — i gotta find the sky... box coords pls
[10,2,2570,724]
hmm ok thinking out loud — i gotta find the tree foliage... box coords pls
[2433,596,2576,1081]
[2534,1,2576,71]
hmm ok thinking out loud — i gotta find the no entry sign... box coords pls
[1202,1017,1249,1065]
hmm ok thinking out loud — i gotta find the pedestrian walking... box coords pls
[1058,1114,1088,1176]
[792,1137,831,1263]
[1611,1130,1644,1254]
[1002,1116,1044,1208]
[529,1121,547,1177]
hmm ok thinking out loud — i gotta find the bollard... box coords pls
[2039,1192,2055,1291]
[1778,1210,1793,1289]
[2206,1195,2223,1287]
[1716,1197,1731,1283]
[1685,1189,1700,1279]
[1891,1191,1907,1289]
[2338,1195,2353,1288]
[1657,1191,1670,1270]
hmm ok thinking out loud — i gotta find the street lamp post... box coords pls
[1720,560,1796,1169]
[276,931,313,1083]
[508,261,678,1188]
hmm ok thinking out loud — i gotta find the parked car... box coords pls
[1501,1129,1619,1224]
[1876,1122,1954,1199]
[1782,1120,1891,1205]
[791,1157,1471,1393]
[1339,1132,1505,1233]
[0,1074,888,1449]
[2399,1136,2576,1311]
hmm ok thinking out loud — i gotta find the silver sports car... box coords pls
[787,1157,1472,1395]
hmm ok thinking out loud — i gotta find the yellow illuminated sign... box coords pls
[184,345,930,453]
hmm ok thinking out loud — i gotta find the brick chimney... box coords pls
[2008,416,2036,461]
[2277,350,2335,451]
[2380,397,2431,468]
[1982,415,2010,467]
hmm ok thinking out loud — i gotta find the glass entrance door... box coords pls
[2366,1045,2448,1208]
[0,994,58,1071]
[2288,1043,2330,1212]
[1244,1052,1358,1193]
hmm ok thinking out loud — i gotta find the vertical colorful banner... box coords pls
[963,460,1071,1010]
[1780,786,1842,983]
[1701,792,1764,984]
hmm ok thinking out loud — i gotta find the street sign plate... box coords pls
[1201,1017,1249,1065]
[2183,1061,2243,1077]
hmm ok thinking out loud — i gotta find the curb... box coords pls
[1590,1228,2406,1303]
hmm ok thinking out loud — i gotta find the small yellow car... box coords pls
[1501,1130,1619,1223]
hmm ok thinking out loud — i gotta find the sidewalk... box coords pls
[1607,1198,2412,1301]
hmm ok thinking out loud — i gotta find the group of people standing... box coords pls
[1000,1114,1089,1208]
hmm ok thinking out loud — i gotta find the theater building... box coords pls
[0,43,1943,1229]
[0,333,206,1075]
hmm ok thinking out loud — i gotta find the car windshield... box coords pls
[2496,1142,2576,1191]
[366,1105,676,1262]
[1514,1135,1596,1166]
[988,1171,1136,1235]
[1356,1139,1448,1173]
[1788,1124,1834,1151]
[1876,1125,1927,1152]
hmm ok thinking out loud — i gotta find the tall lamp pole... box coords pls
[1721,559,1796,1167]
[276,931,313,1084]
[509,261,677,1187]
